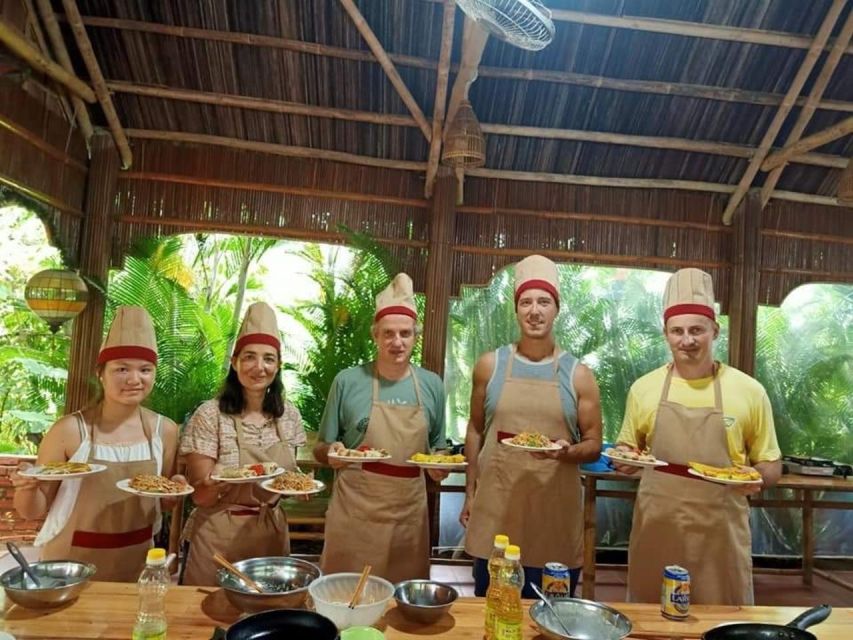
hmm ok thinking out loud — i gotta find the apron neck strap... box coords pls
[507,344,561,379]
[660,362,722,409]
[87,406,153,460]
[372,364,421,405]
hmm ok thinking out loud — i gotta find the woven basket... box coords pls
[441,100,485,168]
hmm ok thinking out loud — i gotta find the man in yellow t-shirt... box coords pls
[615,268,781,607]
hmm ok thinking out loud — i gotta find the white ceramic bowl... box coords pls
[308,573,394,629]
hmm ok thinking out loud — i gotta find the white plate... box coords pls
[20,463,107,480]
[405,460,468,470]
[260,477,325,496]
[115,478,195,498]
[211,467,285,484]
[687,468,763,485]
[500,437,561,452]
[328,451,392,463]
[603,450,668,468]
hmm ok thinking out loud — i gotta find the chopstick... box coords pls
[212,552,263,593]
[348,564,372,608]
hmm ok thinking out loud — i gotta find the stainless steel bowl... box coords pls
[393,579,458,624]
[0,560,96,609]
[217,556,322,614]
[530,597,632,640]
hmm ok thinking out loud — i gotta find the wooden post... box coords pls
[727,190,761,376]
[64,135,119,413]
[581,474,597,599]
[422,170,456,551]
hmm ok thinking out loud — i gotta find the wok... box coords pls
[702,604,831,640]
[215,609,339,640]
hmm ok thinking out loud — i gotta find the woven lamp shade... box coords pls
[441,100,485,169]
[24,269,89,332]
[838,161,853,206]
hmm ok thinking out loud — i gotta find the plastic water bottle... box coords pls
[484,533,509,640]
[493,544,525,640]
[132,548,169,640]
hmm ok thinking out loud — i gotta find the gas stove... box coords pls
[783,455,852,478]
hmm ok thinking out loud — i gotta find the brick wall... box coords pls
[0,455,42,543]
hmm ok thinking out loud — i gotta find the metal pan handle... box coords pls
[787,604,832,630]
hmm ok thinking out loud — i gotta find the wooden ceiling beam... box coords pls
[0,18,95,102]
[21,0,75,124]
[424,0,456,198]
[70,16,853,114]
[762,116,853,171]
[61,0,132,168]
[125,129,427,172]
[760,9,853,206]
[720,0,845,225]
[338,0,432,141]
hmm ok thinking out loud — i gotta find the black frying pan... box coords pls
[220,609,339,640]
[702,604,831,640]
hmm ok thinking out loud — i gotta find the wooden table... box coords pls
[581,471,853,599]
[2,582,852,639]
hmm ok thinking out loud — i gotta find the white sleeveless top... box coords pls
[34,414,164,547]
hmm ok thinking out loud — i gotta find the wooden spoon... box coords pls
[213,552,263,593]
[348,564,372,608]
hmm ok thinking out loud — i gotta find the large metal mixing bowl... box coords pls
[217,556,321,614]
[529,597,632,640]
[393,579,458,624]
[1,560,96,609]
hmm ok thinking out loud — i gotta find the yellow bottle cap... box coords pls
[505,545,521,561]
[147,548,166,563]
[494,534,509,548]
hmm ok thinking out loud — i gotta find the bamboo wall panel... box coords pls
[0,0,27,33]
[0,80,87,265]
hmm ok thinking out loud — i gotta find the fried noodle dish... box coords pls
[688,461,761,481]
[218,462,279,478]
[270,470,316,492]
[409,453,467,464]
[129,474,186,494]
[39,461,92,475]
[608,448,657,463]
[335,446,390,458]
[509,432,553,448]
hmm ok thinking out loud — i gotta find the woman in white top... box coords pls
[11,306,184,581]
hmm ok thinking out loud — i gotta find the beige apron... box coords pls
[182,415,294,586]
[41,412,159,582]
[321,366,431,584]
[627,364,753,605]
[465,346,583,569]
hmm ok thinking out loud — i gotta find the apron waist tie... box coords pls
[71,525,153,549]
[363,462,420,478]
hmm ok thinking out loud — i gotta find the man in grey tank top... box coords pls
[461,255,603,598]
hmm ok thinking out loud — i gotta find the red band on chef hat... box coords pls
[663,303,716,322]
[233,332,281,355]
[374,305,418,322]
[97,345,158,366]
[515,279,560,308]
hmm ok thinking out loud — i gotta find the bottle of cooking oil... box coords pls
[484,534,510,640]
[132,548,169,640]
[493,544,524,640]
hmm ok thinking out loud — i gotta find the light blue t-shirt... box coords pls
[484,345,580,443]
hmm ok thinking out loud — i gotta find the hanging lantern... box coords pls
[24,269,89,333]
[441,100,486,169]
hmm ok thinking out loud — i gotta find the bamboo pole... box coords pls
[770,190,849,207]
[424,0,456,198]
[61,0,132,168]
[0,18,95,102]
[125,129,427,171]
[551,9,853,54]
[0,172,83,217]
[444,16,488,136]
[106,81,417,127]
[21,0,74,124]
[720,0,845,225]
[338,0,431,141]
[68,16,853,114]
[0,113,87,172]
[761,117,853,172]
[34,0,94,143]
[760,9,853,206]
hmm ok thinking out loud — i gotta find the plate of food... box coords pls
[604,448,668,468]
[211,462,285,483]
[328,446,392,463]
[261,470,325,496]
[406,453,468,469]
[20,461,107,480]
[116,475,195,498]
[687,461,763,485]
[500,432,562,452]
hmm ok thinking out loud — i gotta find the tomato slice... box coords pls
[248,463,265,476]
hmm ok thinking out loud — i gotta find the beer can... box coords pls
[661,565,690,620]
[542,562,570,597]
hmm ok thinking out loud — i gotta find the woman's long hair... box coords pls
[218,366,285,418]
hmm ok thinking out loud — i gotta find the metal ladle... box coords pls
[530,582,574,638]
[6,541,41,588]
